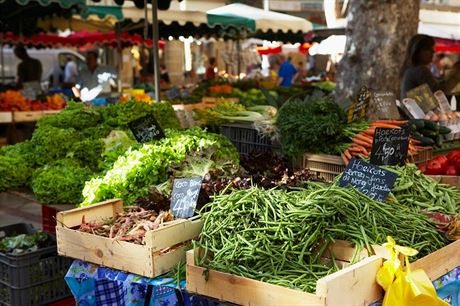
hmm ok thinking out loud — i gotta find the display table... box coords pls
[65,260,222,306]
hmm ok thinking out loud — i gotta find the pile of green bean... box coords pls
[196,183,447,293]
[389,164,460,214]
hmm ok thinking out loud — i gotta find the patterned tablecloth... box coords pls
[65,260,222,306]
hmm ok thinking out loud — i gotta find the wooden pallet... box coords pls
[186,241,386,306]
[56,199,203,278]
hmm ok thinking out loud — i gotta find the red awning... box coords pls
[2,31,165,49]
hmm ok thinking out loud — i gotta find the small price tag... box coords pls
[370,127,410,166]
[348,86,372,123]
[128,115,165,143]
[406,83,439,113]
[368,91,401,120]
[339,158,398,202]
[170,177,202,218]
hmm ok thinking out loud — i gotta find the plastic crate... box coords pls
[42,204,75,235]
[0,223,73,306]
[220,123,281,156]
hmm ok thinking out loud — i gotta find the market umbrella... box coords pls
[206,3,313,43]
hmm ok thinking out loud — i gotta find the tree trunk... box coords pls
[335,0,420,102]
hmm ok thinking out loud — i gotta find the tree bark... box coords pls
[335,0,420,102]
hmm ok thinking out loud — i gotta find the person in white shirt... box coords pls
[64,56,78,87]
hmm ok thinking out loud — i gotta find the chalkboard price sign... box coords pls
[170,177,203,218]
[406,83,438,113]
[339,158,398,202]
[370,127,410,166]
[348,86,372,123]
[128,115,165,143]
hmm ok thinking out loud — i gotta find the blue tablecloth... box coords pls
[65,260,222,306]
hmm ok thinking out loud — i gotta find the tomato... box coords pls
[447,150,460,163]
[433,155,449,170]
[418,164,427,173]
[445,165,458,176]
[425,160,443,175]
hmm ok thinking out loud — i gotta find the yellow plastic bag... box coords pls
[376,237,449,306]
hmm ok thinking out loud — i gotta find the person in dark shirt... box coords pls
[400,34,460,99]
[14,44,42,89]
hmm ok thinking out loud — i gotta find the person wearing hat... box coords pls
[400,34,460,99]
[14,43,42,89]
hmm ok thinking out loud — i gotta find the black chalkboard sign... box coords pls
[170,177,203,218]
[128,115,165,143]
[348,86,372,123]
[368,91,401,120]
[406,83,438,113]
[370,127,410,166]
[339,158,398,202]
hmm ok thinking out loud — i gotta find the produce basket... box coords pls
[187,240,387,306]
[56,199,203,278]
[0,223,72,306]
[220,123,281,156]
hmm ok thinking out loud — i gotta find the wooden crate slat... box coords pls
[153,245,188,276]
[0,112,12,123]
[57,227,154,277]
[412,239,460,280]
[186,250,324,306]
[144,217,203,251]
[56,199,123,228]
[316,256,383,306]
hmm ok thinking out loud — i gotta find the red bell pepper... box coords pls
[447,150,460,164]
[445,165,458,176]
[425,160,443,175]
[418,164,427,173]
[433,155,448,171]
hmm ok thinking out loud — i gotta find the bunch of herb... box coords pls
[0,231,49,254]
[276,91,347,157]
[37,102,102,130]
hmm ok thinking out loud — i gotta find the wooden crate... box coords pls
[407,147,433,165]
[186,241,386,306]
[56,199,203,278]
[202,97,239,105]
[0,112,12,123]
[412,239,460,281]
[428,175,460,187]
[295,154,345,182]
[13,111,44,122]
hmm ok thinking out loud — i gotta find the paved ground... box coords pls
[0,191,42,229]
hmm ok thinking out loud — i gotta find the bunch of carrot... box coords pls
[341,120,424,165]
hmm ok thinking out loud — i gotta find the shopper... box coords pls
[277,56,297,87]
[64,56,78,87]
[205,57,217,81]
[160,64,171,84]
[13,43,42,89]
[400,34,460,99]
[77,51,116,101]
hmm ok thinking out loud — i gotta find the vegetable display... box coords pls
[78,206,174,244]
[81,128,239,206]
[195,183,447,293]
[0,100,181,204]
[341,120,427,166]
[418,148,460,176]
[275,92,350,157]
[0,231,49,254]
[409,119,451,147]
[0,90,66,111]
